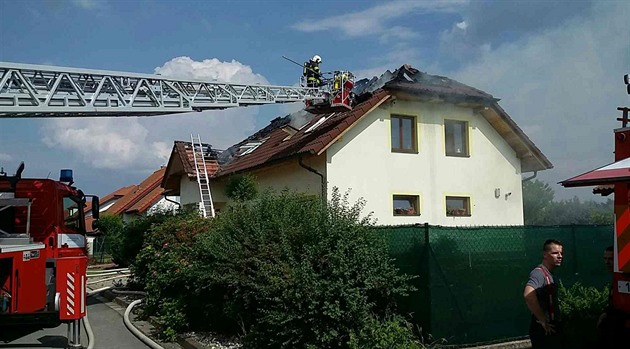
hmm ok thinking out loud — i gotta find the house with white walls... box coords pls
[162,65,552,226]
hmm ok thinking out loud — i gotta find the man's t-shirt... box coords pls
[527,266,561,322]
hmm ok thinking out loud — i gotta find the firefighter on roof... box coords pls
[303,55,322,87]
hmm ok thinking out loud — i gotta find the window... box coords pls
[445,120,469,156]
[237,137,268,156]
[63,197,82,229]
[446,196,471,217]
[391,115,417,153]
[305,114,333,133]
[393,195,420,216]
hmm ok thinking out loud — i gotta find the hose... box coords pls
[86,270,131,278]
[87,286,114,296]
[82,310,95,349]
[112,289,147,297]
[87,267,129,273]
[87,287,161,349]
[124,299,164,349]
[86,275,129,285]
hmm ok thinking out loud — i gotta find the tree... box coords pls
[522,179,555,224]
[522,180,613,225]
[225,174,258,202]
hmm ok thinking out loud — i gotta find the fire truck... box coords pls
[0,60,355,346]
[0,162,99,345]
[560,74,630,340]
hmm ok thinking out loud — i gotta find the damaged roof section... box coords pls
[354,64,496,105]
[162,141,220,194]
[216,90,391,177]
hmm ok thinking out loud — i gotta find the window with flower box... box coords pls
[393,195,420,216]
[446,196,471,217]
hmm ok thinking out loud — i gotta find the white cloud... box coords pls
[154,56,268,85]
[451,1,629,199]
[0,153,12,162]
[292,0,466,41]
[41,57,264,170]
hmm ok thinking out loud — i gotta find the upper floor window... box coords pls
[446,196,471,217]
[445,119,469,157]
[393,194,420,216]
[391,115,417,153]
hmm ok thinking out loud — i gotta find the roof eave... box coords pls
[215,151,316,178]
[480,103,553,173]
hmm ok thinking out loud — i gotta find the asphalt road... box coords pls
[0,297,150,349]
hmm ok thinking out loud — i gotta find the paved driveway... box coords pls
[0,296,150,349]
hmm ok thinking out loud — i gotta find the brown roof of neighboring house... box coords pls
[216,89,391,177]
[107,167,167,215]
[85,168,167,233]
[84,185,134,213]
[127,184,167,213]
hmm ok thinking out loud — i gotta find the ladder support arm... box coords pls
[0,62,326,118]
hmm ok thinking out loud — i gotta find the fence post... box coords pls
[422,223,432,336]
[571,224,578,273]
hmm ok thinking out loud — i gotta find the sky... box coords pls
[0,0,628,201]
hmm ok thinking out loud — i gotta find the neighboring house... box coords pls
[161,141,220,213]
[86,167,179,232]
[162,65,553,226]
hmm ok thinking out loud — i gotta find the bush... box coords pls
[105,211,173,267]
[131,209,209,290]
[559,282,609,348]
[146,188,419,348]
[225,174,258,202]
[131,209,211,336]
[97,214,123,263]
[348,315,424,349]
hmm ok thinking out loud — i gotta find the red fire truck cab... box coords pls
[0,162,99,329]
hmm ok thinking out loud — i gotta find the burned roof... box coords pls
[355,64,496,105]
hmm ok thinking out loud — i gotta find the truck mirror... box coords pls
[91,196,100,220]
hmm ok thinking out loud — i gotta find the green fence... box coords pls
[380,224,613,346]
[90,235,112,264]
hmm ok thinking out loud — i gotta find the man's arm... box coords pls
[524,285,546,322]
[524,285,555,334]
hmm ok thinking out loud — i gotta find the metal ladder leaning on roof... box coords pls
[191,134,215,218]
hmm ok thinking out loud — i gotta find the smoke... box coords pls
[288,110,314,129]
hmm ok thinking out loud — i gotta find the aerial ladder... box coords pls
[0,61,356,118]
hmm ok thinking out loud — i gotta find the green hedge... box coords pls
[134,189,421,347]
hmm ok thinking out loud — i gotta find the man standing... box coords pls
[303,55,322,88]
[524,239,564,348]
[603,245,614,273]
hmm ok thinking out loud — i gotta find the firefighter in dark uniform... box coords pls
[303,55,322,88]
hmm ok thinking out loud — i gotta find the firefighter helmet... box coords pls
[312,55,322,63]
